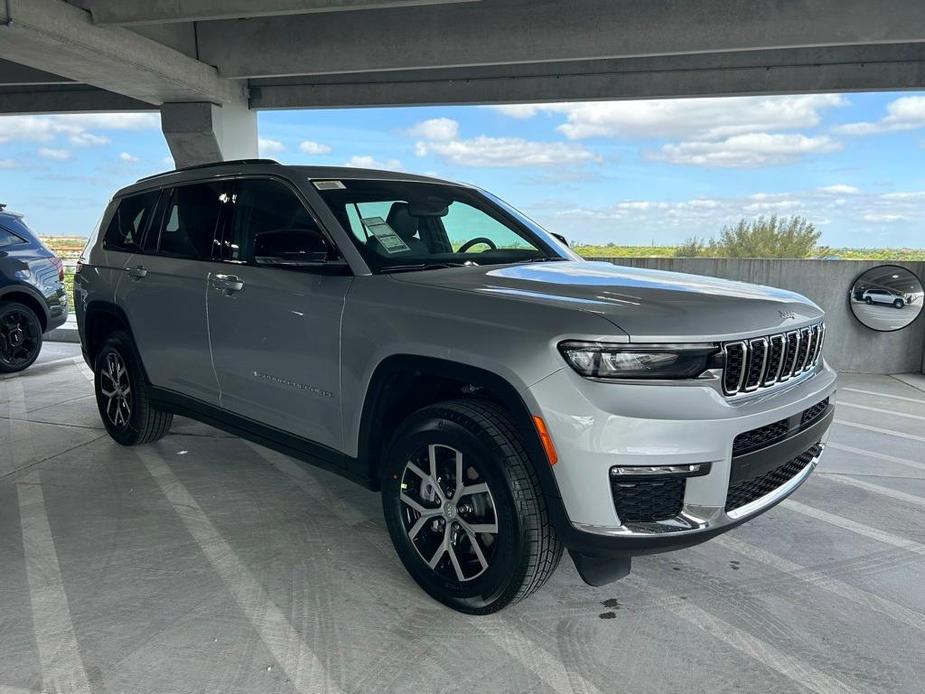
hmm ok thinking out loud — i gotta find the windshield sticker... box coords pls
[312,180,346,190]
[362,216,410,254]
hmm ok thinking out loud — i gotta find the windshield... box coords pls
[314,179,569,273]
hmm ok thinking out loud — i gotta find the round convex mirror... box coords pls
[849,264,924,332]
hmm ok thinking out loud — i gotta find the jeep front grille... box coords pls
[722,323,824,396]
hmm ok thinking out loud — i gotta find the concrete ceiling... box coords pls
[0,0,924,115]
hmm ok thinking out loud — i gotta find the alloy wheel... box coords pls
[100,351,132,428]
[399,443,499,582]
[0,309,40,369]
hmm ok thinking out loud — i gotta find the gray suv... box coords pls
[75,160,836,613]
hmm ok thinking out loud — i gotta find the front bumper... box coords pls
[528,360,837,558]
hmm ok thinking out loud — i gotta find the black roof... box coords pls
[118,159,463,198]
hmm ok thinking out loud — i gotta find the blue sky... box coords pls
[2,92,924,247]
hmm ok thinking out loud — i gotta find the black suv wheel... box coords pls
[381,399,562,614]
[0,301,43,374]
[94,330,173,445]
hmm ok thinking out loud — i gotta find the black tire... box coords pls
[864,297,873,304]
[0,301,43,374]
[894,299,904,309]
[381,399,562,614]
[94,330,172,445]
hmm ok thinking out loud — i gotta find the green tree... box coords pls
[676,216,825,258]
[673,237,707,257]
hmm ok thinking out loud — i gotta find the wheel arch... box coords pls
[356,355,563,504]
[83,301,145,375]
[0,285,50,331]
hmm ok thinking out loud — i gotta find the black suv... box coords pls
[0,205,68,372]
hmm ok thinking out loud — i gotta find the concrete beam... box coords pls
[0,59,72,86]
[0,0,243,105]
[161,102,258,167]
[197,0,925,79]
[250,45,925,108]
[0,85,151,113]
[84,0,480,25]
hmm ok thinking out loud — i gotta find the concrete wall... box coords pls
[597,258,925,375]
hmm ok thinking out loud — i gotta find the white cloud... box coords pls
[744,199,802,213]
[488,104,547,119]
[258,137,285,155]
[299,140,332,155]
[38,147,70,161]
[817,184,860,195]
[118,151,140,163]
[69,132,110,147]
[491,95,846,141]
[0,113,158,147]
[343,155,402,170]
[652,133,842,168]
[0,159,16,168]
[881,191,925,200]
[416,134,600,168]
[408,117,459,141]
[835,96,925,135]
[863,213,905,223]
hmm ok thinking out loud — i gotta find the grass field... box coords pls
[573,244,925,260]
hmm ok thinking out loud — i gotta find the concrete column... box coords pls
[160,101,257,168]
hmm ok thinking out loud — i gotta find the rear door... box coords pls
[117,181,232,405]
[206,177,351,449]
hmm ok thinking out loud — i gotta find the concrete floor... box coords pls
[2,343,925,694]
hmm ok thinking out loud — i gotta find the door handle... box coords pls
[126,265,148,280]
[212,273,244,294]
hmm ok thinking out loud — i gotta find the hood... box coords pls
[391,261,823,342]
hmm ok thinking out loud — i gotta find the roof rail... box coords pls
[135,158,280,183]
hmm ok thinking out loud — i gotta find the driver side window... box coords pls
[222,178,323,264]
[440,202,531,252]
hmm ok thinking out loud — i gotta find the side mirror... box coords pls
[254,228,332,267]
[550,232,569,247]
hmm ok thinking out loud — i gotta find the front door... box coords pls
[206,177,351,450]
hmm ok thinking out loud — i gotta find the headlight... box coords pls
[558,341,719,379]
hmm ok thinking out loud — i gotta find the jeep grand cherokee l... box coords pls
[75,160,836,613]
[0,204,68,372]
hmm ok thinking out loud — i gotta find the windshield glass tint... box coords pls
[314,179,561,272]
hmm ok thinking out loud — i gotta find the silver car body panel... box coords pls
[206,263,351,450]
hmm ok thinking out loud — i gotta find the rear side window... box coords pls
[156,182,230,261]
[221,178,323,263]
[103,191,159,253]
[0,227,26,248]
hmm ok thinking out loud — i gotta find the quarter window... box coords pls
[103,191,159,253]
[0,227,26,248]
[157,182,230,261]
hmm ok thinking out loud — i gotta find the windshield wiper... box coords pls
[379,261,473,274]
[525,256,569,262]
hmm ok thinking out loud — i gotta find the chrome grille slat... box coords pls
[744,337,768,391]
[803,325,818,373]
[722,322,824,396]
[797,327,812,372]
[764,334,785,386]
[723,341,747,395]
